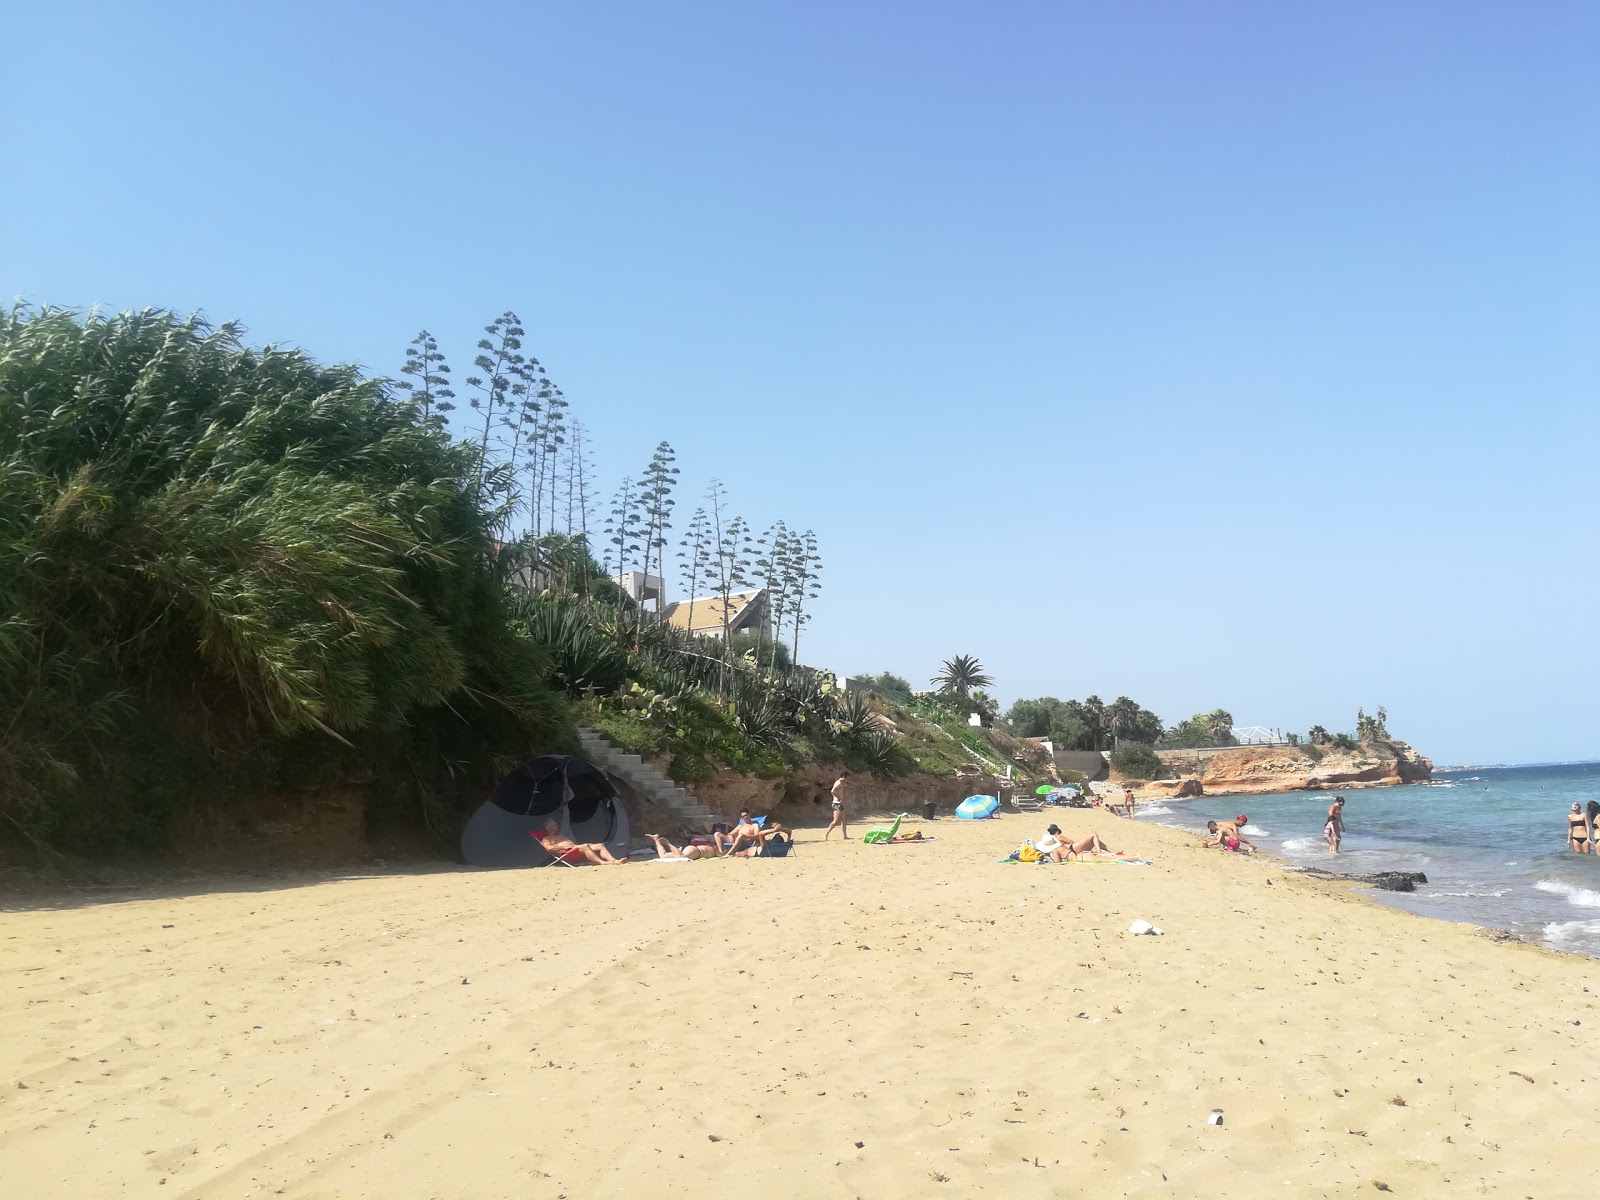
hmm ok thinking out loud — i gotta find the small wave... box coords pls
[1534,880,1600,909]
[1542,918,1600,946]
[1280,836,1323,855]
[1241,824,1270,836]
[1425,889,1509,899]
[1137,804,1174,816]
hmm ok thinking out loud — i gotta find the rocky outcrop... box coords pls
[1138,740,1432,798]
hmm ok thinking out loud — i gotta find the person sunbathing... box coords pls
[715,812,787,856]
[713,811,764,855]
[538,820,625,865]
[646,833,718,861]
[1036,824,1121,861]
[1061,831,1122,859]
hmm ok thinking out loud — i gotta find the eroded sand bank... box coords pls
[3,813,1595,1198]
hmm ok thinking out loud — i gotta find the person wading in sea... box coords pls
[1567,803,1590,854]
[1324,796,1345,854]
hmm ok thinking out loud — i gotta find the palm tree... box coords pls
[1079,695,1107,750]
[1203,709,1236,745]
[932,655,993,698]
[1107,695,1142,745]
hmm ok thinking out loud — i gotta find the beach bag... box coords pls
[1017,844,1042,863]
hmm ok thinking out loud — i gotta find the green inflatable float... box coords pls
[861,813,904,844]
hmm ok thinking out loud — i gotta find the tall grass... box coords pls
[0,306,569,854]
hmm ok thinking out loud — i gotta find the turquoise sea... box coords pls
[1133,761,1600,959]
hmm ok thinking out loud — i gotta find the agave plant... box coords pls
[858,729,911,777]
[734,688,792,748]
[505,593,631,695]
[831,690,886,750]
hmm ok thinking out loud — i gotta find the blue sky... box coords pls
[5,2,1597,765]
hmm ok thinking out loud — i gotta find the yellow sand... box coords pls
[3,813,1596,1199]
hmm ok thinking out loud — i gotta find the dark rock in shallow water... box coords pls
[1296,868,1428,893]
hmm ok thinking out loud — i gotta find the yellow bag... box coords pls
[1017,844,1042,863]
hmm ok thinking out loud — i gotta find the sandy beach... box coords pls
[4,812,1597,1199]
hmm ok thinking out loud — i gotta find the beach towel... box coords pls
[1053,857,1153,866]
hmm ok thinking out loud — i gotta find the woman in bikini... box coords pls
[1586,801,1600,856]
[1567,803,1590,854]
[646,834,719,861]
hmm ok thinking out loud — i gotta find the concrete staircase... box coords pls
[576,725,718,833]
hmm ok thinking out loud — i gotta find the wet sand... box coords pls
[3,812,1596,1198]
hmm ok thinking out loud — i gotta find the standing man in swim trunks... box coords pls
[824,771,850,839]
[1567,802,1590,854]
[1325,796,1345,854]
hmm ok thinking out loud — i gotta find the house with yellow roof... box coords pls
[660,587,770,640]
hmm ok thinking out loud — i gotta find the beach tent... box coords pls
[460,754,630,868]
[955,794,1000,820]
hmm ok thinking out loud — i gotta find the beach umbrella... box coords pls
[955,795,1000,820]
[1035,785,1055,795]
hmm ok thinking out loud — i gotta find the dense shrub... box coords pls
[1110,741,1162,780]
[0,307,570,854]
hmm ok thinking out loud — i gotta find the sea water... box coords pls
[1132,762,1600,959]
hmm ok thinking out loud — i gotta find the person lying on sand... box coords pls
[646,834,718,861]
[538,820,626,865]
[1035,825,1123,861]
[1035,824,1069,861]
[1061,831,1123,859]
[1204,820,1256,854]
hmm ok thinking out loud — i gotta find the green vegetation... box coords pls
[0,307,569,855]
[1304,708,1392,749]
[0,305,1073,860]
[1109,741,1162,781]
[931,654,992,697]
[1004,694,1161,751]
[1159,709,1237,749]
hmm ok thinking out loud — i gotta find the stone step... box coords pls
[575,723,708,828]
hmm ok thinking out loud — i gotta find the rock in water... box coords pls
[1297,868,1427,893]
